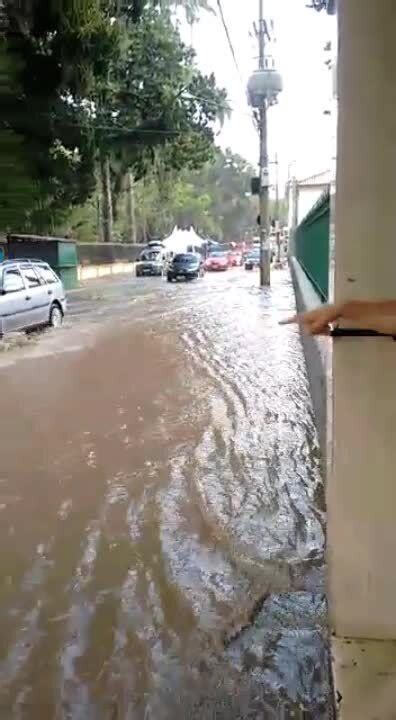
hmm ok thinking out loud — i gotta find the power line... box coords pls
[215,0,259,136]
[215,0,243,84]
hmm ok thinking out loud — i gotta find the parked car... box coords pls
[136,248,164,277]
[244,250,261,270]
[0,259,66,335]
[167,253,204,282]
[205,251,230,272]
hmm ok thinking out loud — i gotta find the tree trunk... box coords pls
[126,170,137,244]
[100,152,113,243]
[96,192,102,242]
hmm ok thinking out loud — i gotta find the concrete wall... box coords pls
[331,0,396,642]
[76,243,145,283]
[291,3,396,715]
[77,262,136,282]
[330,1,396,717]
[289,257,328,456]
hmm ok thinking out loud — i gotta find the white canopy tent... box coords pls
[162,226,217,255]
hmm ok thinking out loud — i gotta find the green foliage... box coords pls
[98,11,226,146]
[56,145,288,245]
[0,35,39,230]
[1,0,226,233]
[0,128,39,231]
[1,0,118,230]
[111,147,257,242]
[94,9,228,225]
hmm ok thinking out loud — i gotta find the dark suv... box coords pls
[167,253,204,282]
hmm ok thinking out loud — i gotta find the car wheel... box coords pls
[49,304,63,329]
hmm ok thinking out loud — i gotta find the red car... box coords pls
[205,251,230,271]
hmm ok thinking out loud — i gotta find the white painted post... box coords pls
[330,0,396,639]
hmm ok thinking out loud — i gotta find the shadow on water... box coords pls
[0,270,330,718]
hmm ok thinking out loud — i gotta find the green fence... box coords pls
[8,234,79,289]
[295,189,330,301]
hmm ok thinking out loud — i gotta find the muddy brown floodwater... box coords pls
[0,270,329,719]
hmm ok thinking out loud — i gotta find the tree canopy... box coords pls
[0,0,227,233]
[58,147,262,244]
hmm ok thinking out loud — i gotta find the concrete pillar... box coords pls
[331,0,396,641]
[330,4,396,715]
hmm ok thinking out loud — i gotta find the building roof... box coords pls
[298,170,332,187]
[8,233,75,244]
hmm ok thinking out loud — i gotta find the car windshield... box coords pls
[173,254,196,264]
[209,251,226,258]
[247,252,260,259]
[141,251,161,261]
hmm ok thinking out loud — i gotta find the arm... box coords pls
[342,300,396,318]
[281,300,396,336]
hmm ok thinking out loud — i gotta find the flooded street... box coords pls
[0,269,329,718]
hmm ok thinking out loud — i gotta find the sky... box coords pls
[180,0,336,190]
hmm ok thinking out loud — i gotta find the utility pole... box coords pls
[274,153,279,221]
[258,0,270,286]
[248,3,282,282]
[126,169,137,244]
[274,152,282,266]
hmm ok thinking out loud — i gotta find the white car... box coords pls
[135,248,165,277]
[0,259,66,335]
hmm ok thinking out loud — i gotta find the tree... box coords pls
[101,147,257,243]
[94,9,228,239]
[0,33,42,229]
[197,150,257,241]
[1,0,227,236]
[1,0,121,231]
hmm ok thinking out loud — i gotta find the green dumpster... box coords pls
[56,240,79,290]
[7,234,79,290]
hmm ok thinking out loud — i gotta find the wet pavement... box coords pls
[0,269,329,718]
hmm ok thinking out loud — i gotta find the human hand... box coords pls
[279,304,342,335]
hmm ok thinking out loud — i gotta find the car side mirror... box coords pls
[0,288,6,296]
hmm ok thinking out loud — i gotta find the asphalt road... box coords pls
[0,269,329,719]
